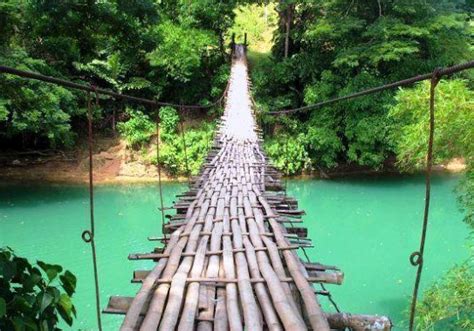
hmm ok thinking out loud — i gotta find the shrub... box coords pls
[159,106,179,136]
[0,247,77,330]
[264,134,312,175]
[389,79,473,171]
[117,108,155,149]
[154,123,214,176]
[415,263,474,330]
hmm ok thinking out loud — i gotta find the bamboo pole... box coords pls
[214,261,229,331]
[139,202,205,330]
[177,209,216,330]
[120,227,184,330]
[257,193,330,331]
[230,193,280,330]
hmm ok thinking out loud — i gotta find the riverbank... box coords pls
[0,136,187,185]
[0,136,466,184]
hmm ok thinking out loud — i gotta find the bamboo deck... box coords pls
[105,46,392,331]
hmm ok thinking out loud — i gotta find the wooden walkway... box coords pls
[105,46,392,330]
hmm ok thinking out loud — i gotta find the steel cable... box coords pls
[0,65,231,112]
[155,117,167,241]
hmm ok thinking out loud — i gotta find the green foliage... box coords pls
[0,247,77,330]
[415,263,474,330]
[305,122,343,168]
[228,3,278,53]
[155,123,214,176]
[389,79,473,170]
[265,134,312,175]
[257,0,473,171]
[117,108,155,149]
[0,0,232,150]
[0,49,78,148]
[148,21,216,83]
[159,106,179,135]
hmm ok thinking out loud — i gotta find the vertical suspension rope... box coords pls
[408,69,441,331]
[179,107,191,186]
[155,115,166,240]
[283,135,342,314]
[81,90,103,331]
[284,136,289,198]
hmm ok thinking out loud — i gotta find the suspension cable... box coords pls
[284,137,289,198]
[408,69,441,331]
[179,109,192,186]
[281,134,343,315]
[0,65,229,111]
[81,90,103,331]
[268,60,474,115]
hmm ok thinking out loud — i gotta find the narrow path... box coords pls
[106,46,392,331]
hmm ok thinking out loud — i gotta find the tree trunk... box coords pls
[283,4,294,58]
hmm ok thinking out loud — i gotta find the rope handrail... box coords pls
[0,65,229,111]
[268,60,474,115]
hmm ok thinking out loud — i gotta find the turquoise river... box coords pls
[0,174,470,330]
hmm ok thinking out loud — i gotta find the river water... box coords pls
[0,174,469,330]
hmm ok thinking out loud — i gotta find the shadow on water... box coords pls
[0,183,88,208]
[0,182,184,208]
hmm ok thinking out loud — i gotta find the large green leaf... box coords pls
[37,262,62,282]
[57,294,74,326]
[38,292,53,314]
[59,270,77,297]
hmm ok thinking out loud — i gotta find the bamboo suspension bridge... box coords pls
[2,42,472,331]
[102,46,392,330]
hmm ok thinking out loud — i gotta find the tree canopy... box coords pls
[254,0,473,170]
[0,0,242,149]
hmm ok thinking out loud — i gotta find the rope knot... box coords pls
[81,230,93,243]
[409,251,423,266]
[431,67,442,86]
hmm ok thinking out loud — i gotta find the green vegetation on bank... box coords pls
[117,105,215,177]
[152,106,214,176]
[252,0,473,173]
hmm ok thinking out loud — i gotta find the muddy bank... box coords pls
[0,136,185,185]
